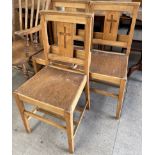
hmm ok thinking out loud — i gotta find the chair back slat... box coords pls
[25,0,28,29]
[40,11,93,74]
[14,0,50,42]
[30,0,34,28]
[18,0,22,30]
[42,0,46,10]
[35,0,41,26]
[45,0,50,10]
[17,0,49,30]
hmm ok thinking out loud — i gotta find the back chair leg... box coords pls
[84,79,91,110]
[32,59,39,74]
[116,79,126,119]
[22,63,29,79]
[65,112,74,153]
[14,94,31,133]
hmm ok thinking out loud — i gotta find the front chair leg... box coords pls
[65,112,74,153]
[14,93,31,133]
[116,79,126,119]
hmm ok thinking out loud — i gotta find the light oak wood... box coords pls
[31,1,139,119]
[14,11,93,153]
[32,0,89,71]
[91,88,118,99]
[24,111,66,130]
[73,103,87,137]
[89,1,139,118]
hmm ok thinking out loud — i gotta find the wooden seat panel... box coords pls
[90,51,128,78]
[15,66,86,111]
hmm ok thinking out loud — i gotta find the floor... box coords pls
[12,52,142,155]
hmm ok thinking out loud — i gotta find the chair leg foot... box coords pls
[65,112,74,153]
[116,80,126,119]
[14,93,31,133]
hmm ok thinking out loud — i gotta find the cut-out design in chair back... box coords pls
[103,11,120,41]
[51,0,90,45]
[90,1,140,55]
[17,0,49,30]
[57,22,74,57]
[40,11,93,74]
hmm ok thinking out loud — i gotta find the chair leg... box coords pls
[84,79,91,110]
[14,93,31,133]
[22,63,29,79]
[65,112,74,153]
[32,59,39,74]
[116,79,126,119]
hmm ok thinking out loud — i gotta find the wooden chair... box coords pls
[13,10,93,153]
[32,0,90,73]
[32,1,140,119]
[89,1,140,119]
[12,0,50,78]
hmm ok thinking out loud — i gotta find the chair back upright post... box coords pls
[89,1,140,56]
[40,10,93,76]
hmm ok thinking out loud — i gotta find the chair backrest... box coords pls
[40,10,93,75]
[50,1,140,55]
[15,0,50,30]
[52,0,90,12]
[51,0,90,44]
[90,1,140,55]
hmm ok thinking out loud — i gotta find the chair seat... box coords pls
[90,51,128,78]
[15,66,86,111]
[12,39,43,65]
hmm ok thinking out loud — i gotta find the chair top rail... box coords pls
[40,10,93,24]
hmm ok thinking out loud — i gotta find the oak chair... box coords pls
[12,0,50,78]
[14,10,93,153]
[32,0,90,73]
[89,1,140,119]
